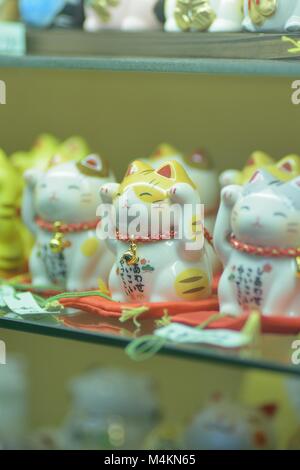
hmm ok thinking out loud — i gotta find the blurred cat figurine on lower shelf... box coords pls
[100,160,213,303]
[214,170,300,317]
[184,394,277,450]
[22,154,115,291]
[243,0,300,32]
[84,0,160,31]
[164,0,243,32]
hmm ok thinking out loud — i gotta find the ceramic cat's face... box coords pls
[231,170,300,248]
[185,397,276,450]
[112,160,196,236]
[28,154,113,224]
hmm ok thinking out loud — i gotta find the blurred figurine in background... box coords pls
[243,0,300,32]
[164,0,243,32]
[84,0,160,31]
[22,148,115,291]
[0,0,19,21]
[20,0,84,28]
[0,150,27,276]
[184,393,277,450]
[0,356,28,449]
[57,368,160,450]
[220,151,300,187]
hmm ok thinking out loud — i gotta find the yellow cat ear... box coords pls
[156,163,174,179]
[125,160,152,176]
[272,155,300,181]
[245,150,274,167]
[156,160,196,187]
[0,148,8,165]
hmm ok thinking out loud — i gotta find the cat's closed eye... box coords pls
[40,183,47,188]
[139,192,152,197]
[273,212,287,218]
[68,184,80,190]
[241,205,250,211]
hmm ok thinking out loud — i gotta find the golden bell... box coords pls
[49,233,65,254]
[122,239,139,266]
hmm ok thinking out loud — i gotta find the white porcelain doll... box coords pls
[184,394,277,450]
[214,169,300,317]
[22,154,115,291]
[100,160,213,303]
[243,0,300,32]
[164,0,243,32]
[147,144,221,274]
[84,0,160,31]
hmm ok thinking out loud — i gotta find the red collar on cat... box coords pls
[116,228,213,244]
[230,235,300,257]
[36,217,99,233]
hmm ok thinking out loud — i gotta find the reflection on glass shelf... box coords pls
[0,310,299,377]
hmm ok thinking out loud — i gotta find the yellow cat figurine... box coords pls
[100,160,213,303]
[0,150,26,276]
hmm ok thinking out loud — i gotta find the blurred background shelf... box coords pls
[0,315,299,377]
[1,30,300,75]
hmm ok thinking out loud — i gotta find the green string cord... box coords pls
[125,335,167,362]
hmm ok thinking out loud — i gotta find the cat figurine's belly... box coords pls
[110,240,212,303]
[30,229,113,291]
[219,252,299,317]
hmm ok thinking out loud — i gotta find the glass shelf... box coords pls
[0,312,299,377]
[1,55,300,77]
[0,30,300,76]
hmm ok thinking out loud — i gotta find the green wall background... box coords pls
[0,69,299,179]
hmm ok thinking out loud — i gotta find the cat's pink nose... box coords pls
[50,192,58,201]
[253,216,263,228]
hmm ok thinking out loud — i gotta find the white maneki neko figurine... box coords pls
[100,160,213,303]
[214,170,300,317]
[22,153,115,291]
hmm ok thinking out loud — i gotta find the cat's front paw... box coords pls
[168,183,196,204]
[99,183,120,204]
[221,185,242,208]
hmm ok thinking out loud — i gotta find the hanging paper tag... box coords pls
[0,285,15,307]
[0,22,26,56]
[154,323,251,349]
[2,292,59,316]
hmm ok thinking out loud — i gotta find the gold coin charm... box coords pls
[174,0,216,32]
[49,221,70,254]
[122,239,139,266]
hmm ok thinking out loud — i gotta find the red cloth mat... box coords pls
[60,293,300,335]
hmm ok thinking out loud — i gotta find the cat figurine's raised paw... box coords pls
[22,153,115,291]
[100,160,213,303]
[164,0,243,32]
[214,170,300,317]
[243,0,300,32]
